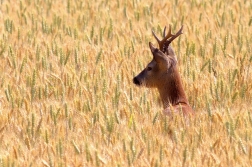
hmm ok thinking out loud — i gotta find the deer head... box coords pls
[133,25,183,88]
[133,42,177,88]
[133,25,193,115]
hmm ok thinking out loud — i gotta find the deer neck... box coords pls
[157,67,188,109]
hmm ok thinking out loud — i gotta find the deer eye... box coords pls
[147,67,152,71]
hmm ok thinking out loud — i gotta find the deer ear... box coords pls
[149,42,169,69]
[149,42,156,53]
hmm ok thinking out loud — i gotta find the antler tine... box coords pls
[152,25,183,53]
[162,25,173,49]
[163,26,166,38]
[163,25,172,41]
[152,25,173,52]
[152,30,161,43]
[166,25,183,45]
[163,25,183,54]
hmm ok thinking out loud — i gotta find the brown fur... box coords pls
[133,42,193,116]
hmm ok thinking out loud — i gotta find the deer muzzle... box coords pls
[133,77,141,85]
[133,69,147,86]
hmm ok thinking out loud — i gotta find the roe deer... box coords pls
[133,25,193,116]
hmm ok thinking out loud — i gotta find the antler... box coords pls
[152,25,183,54]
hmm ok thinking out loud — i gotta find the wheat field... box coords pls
[0,0,252,166]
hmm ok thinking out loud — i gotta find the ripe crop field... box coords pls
[0,0,252,166]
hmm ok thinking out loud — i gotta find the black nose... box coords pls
[133,77,140,85]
